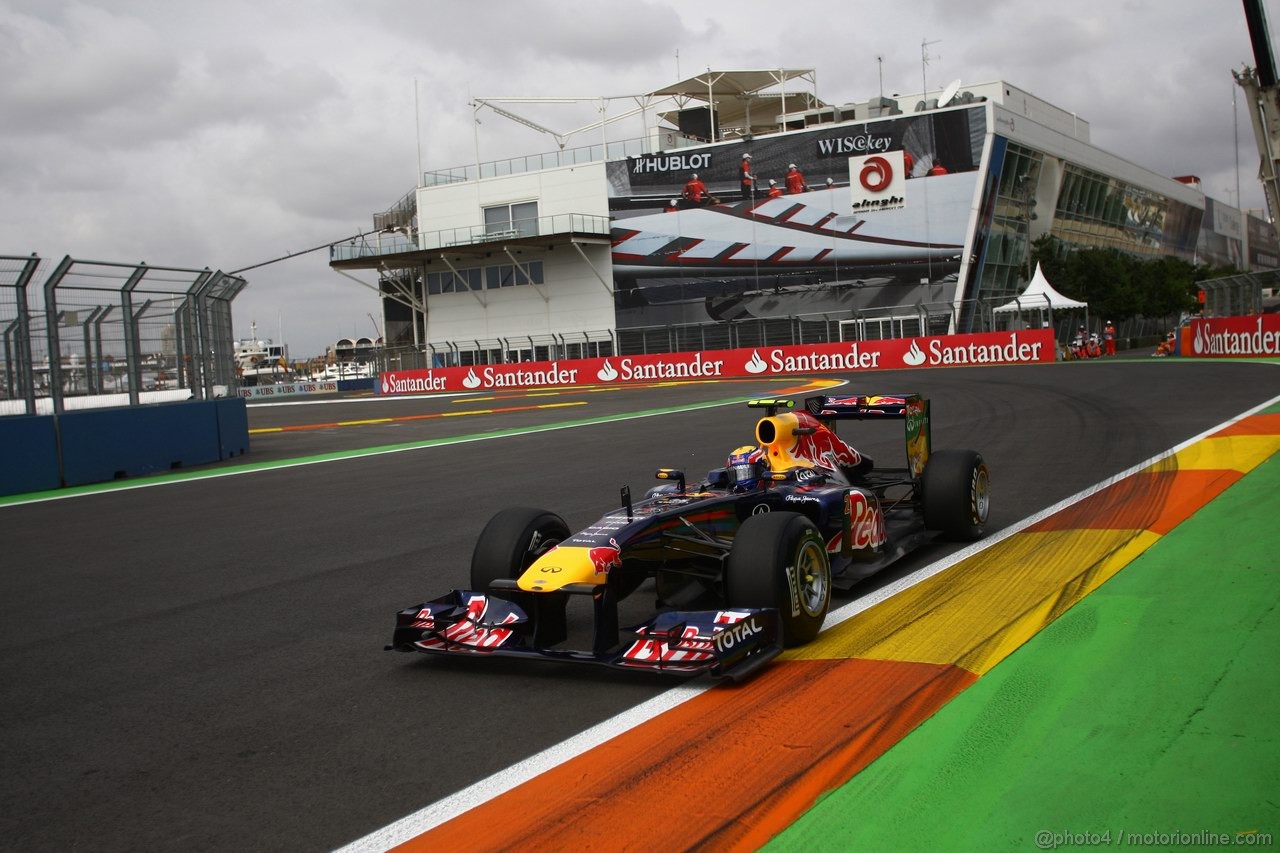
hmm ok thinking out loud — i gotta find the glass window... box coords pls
[483,201,539,236]
[484,206,511,234]
[512,201,539,236]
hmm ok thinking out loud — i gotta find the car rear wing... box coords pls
[803,394,920,418]
[803,395,932,477]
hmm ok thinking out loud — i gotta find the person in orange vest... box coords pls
[928,160,948,176]
[682,173,708,205]
[740,153,755,198]
[903,150,915,177]
[1103,320,1117,355]
[664,199,680,212]
[784,163,809,194]
[766,179,783,199]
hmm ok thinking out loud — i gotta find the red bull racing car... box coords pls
[389,394,990,681]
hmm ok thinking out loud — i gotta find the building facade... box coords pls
[330,72,1276,361]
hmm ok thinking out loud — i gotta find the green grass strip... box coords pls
[767,453,1280,851]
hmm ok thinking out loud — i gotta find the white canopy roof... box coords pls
[992,263,1088,313]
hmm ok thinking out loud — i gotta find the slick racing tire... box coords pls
[725,512,830,647]
[470,507,570,592]
[922,449,990,541]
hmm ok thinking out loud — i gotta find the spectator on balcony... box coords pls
[682,173,709,205]
[785,164,809,194]
[740,153,756,198]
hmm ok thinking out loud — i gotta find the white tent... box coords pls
[993,263,1088,314]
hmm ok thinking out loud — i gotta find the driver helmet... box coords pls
[727,445,765,490]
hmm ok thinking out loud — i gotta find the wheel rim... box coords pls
[972,467,991,523]
[795,537,830,618]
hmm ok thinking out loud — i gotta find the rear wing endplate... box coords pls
[804,395,932,477]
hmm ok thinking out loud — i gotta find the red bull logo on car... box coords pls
[790,411,865,469]
[588,539,622,575]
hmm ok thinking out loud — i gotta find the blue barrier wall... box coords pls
[0,415,61,497]
[0,398,251,495]
[216,397,250,459]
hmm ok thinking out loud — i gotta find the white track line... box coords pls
[335,389,1280,853]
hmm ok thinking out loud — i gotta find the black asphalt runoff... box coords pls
[1,360,1277,851]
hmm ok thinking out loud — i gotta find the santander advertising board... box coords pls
[378,329,1055,395]
[1185,315,1280,358]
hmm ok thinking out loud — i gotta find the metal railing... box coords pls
[1,254,246,417]
[422,132,702,187]
[367,293,1185,374]
[1197,269,1279,317]
[330,213,613,263]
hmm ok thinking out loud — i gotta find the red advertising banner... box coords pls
[377,330,1056,395]
[1185,315,1280,358]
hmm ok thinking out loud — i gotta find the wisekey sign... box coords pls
[378,330,1056,395]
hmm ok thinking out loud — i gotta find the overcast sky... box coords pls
[1,0,1272,357]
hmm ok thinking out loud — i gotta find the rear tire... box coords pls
[922,450,990,541]
[470,507,569,591]
[725,512,830,646]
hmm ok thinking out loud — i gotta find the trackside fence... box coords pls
[1,254,246,417]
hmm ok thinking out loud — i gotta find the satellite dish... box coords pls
[938,78,962,108]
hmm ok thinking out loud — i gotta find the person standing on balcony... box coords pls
[682,173,708,205]
[785,164,809,194]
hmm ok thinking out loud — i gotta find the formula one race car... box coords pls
[389,394,990,681]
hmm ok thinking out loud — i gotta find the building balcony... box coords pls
[329,212,613,269]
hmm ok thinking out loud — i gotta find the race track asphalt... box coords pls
[0,359,1276,852]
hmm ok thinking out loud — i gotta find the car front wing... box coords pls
[388,590,782,681]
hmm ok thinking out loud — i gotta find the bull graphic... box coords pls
[792,412,863,467]
[588,538,622,575]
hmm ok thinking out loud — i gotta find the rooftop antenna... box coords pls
[1234,77,1242,212]
[876,55,884,98]
[921,37,941,100]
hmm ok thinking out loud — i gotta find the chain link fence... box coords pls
[1,254,246,417]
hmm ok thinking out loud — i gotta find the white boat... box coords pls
[310,362,374,381]
[234,323,291,387]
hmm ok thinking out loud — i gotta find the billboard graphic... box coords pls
[1186,315,1280,357]
[378,329,1055,395]
[848,151,907,212]
[605,107,988,327]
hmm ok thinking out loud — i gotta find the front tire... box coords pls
[922,450,990,541]
[725,512,831,646]
[470,507,569,591]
